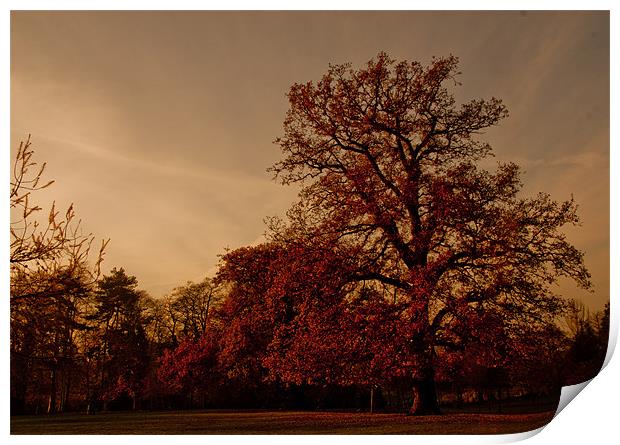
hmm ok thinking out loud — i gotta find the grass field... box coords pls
[11,410,556,435]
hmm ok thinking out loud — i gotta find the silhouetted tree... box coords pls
[562,300,609,385]
[88,268,150,410]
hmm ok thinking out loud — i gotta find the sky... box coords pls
[10,11,609,309]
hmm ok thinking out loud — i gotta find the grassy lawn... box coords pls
[11,410,556,435]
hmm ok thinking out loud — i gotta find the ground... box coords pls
[11,410,556,434]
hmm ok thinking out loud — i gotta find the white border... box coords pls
[3,2,616,444]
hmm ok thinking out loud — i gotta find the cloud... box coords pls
[11,12,608,307]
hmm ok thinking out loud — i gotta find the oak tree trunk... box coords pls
[409,374,440,415]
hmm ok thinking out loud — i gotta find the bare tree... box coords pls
[10,135,109,302]
[170,278,220,341]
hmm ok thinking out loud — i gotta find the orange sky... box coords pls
[10,11,609,309]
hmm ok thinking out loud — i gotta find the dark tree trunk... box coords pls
[370,386,374,414]
[407,292,440,416]
[408,374,440,415]
[10,353,29,414]
[47,366,57,414]
[60,366,72,413]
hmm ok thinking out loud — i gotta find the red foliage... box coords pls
[157,334,219,395]
[157,54,592,413]
[266,53,590,412]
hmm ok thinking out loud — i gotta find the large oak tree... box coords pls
[269,53,590,414]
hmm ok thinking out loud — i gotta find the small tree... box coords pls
[215,244,283,391]
[157,334,219,408]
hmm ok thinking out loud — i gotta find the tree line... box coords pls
[10,53,609,415]
[10,242,609,415]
